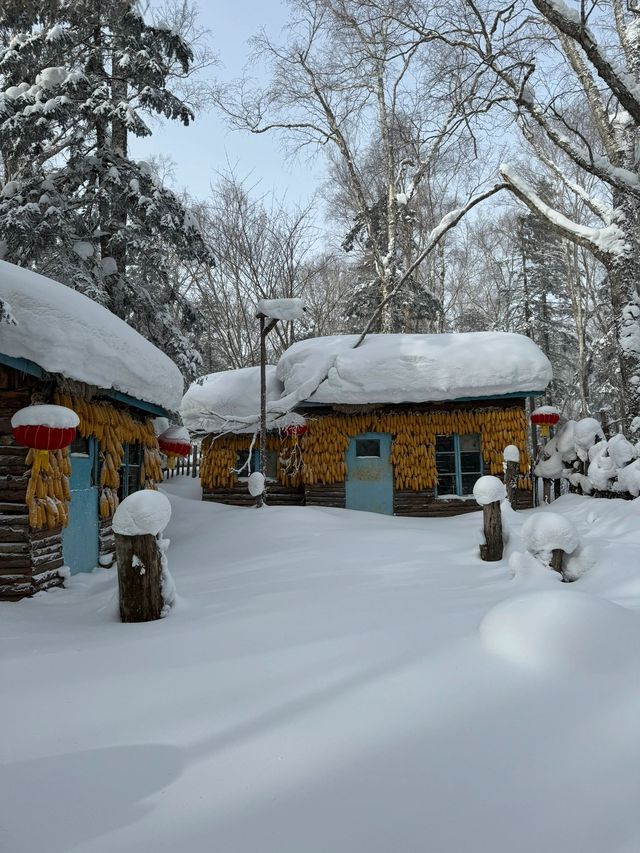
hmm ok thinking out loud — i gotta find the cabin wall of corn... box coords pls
[53,392,164,523]
[200,407,532,492]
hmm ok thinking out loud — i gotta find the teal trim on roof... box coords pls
[0,351,171,418]
[300,390,542,407]
[0,352,44,378]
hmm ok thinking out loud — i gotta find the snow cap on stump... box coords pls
[473,475,506,506]
[522,512,579,556]
[248,471,265,497]
[113,490,172,537]
[503,445,520,463]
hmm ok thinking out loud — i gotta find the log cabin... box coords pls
[0,260,183,599]
[183,332,552,516]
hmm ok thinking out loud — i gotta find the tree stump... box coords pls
[549,548,564,576]
[115,532,163,623]
[505,460,519,509]
[479,500,503,561]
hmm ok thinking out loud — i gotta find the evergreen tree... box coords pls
[517,181,575,407]
[0,0,211,377]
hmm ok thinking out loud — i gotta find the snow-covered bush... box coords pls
[538,416,640,497]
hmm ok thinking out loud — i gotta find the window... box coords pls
[355,438,380,458]
[119,443,142,499]
[235,448,278,481]
[435,433,483,497]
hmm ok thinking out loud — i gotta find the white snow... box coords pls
[574,417,605,457]
[180,366,303,434]
[0,260,183,411]
[112,490,172,537]
[1,483,640,852]
[473,475,506,505]
[256,298,307,321]
[10,403,79,429]
[72,240,94,260]
[522,511,579,556]
[503,444,520,463]
[247,471,265,497]
[159,425,190,444]
[276,332,551,405]
[531,405,560,417]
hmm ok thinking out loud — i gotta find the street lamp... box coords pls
[254,298,307,507]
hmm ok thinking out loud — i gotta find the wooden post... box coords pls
[543,478,552,504]
[505,460,519,508]
[479,501,503,561]
[258,314,266,508]
[115,532,163,622]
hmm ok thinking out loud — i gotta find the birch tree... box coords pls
[215,0,504,333]
[397,0,640,424]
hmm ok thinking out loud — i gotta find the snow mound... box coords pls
[112,490,172,537]
[277,332,552,405]
[11,404,79,429]
[473,475,506,505]
[522,512,579,556]
[479,590,639,671]
[0,260,183,411]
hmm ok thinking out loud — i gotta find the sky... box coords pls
[131,1,326,208]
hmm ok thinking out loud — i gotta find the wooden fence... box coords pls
[163,444,200,479]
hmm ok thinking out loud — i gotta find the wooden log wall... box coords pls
[0,366,64,598]
[203,484,304,507]
[2,367,162,598]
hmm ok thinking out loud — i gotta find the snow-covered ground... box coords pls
[2,480,640,853]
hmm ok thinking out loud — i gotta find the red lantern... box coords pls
[11,405,78,451]
[158,426,191,469]
[282,422,307,437]
[531,406,560,438]
[158,437,191,457]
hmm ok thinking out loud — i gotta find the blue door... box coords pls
[345,432,393,515]
[62,437,100,574]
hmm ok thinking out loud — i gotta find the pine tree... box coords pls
[0,1,211,377]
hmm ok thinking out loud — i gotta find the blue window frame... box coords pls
[435,433,484,497]
[121,443,143,498]
[235,448,278,480]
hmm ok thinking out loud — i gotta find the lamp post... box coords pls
[254,298,307,508]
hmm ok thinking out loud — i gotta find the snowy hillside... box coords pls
[1,481,639,853]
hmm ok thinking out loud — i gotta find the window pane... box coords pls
[435,453,456,473]
[356,439,380,457]
[69,435,90,455]
[437,475,457,495]
[263,450,278,480]
[435,434,454,453]
[459,433,481,453]
[461,473,481,495]
[460,451,482,473]
[235,450,251,475]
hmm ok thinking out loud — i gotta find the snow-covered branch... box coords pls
[500,164,627,263]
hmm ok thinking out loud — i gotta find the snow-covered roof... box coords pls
[181,332,552,433]
[181,365,304,434]
[0,260,183,411]
[276,332,552,405]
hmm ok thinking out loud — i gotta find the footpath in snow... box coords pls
[1,478,639,853]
